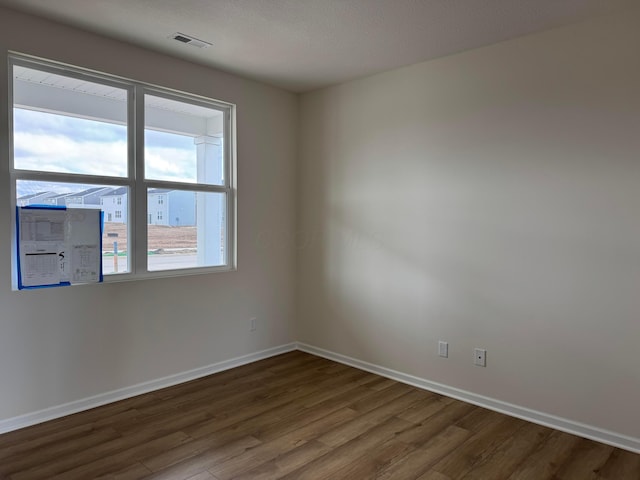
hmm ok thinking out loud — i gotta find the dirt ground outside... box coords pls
[102,222,196,253]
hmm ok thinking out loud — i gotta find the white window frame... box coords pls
[9,54,236,288]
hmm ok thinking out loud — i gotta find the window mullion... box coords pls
[133,85,147,274]
[143,181,229,194]
[11,170,132,187]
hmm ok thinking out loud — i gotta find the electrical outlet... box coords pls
[250,317,257,332]
[438,340,448,358]
[474,348,486,367]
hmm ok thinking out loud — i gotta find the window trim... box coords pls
[9,53,237,288]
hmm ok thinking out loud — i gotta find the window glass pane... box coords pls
[145,94,224,185]
[147,189,225,271]
[12,65,128,177]
[16,180,130,275]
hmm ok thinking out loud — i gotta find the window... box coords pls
[10,55,235,286]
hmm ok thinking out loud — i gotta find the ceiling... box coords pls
[0,0,635,92]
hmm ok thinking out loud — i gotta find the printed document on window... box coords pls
[20,242,61,287]
[19,209,66,287]
[18,207,102,288]
[71,244,100,283]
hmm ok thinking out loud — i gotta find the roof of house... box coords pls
[71,187,113,197]
[17,191,53,200]
[101,187,128,197]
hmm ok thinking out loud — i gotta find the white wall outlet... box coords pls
[250,317,257,332]
[438,340,449,358]
[474,348,486,367]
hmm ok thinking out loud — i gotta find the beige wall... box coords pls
[0,8,297,420]
[298,9,640,438]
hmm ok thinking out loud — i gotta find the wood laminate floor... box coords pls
[0,351,638,479]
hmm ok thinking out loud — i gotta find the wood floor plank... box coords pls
[317,385,422,447]
[297,371,382,409]
[13,431,190,480]
[454,405,515,432]
[416,470,453,480]
[395,400,477,448]
[0,423,97,460]
[551,438,614,480]
[241,366,374,441]
[280,416,415,480]
[142,436,261,480]
[329,435,416,479]
[139,426,258,472]
[185,472,218,480]
[376,425,471,480]
[0,427,121,477]
[180,370,374,441]
[366,377,400,391]
[249,401,362,445]
[207,407,360,479]
[0,352,637,480]
[246,386,373,443]
[0,394,157,450]
[596,448,640,480]
[460,422,552,480]
[93,462,152,480]
[347,381,415,413]
[506,429,582,480]
[396,394,454,424]
[229,440,333,480]
[431,413,527,478]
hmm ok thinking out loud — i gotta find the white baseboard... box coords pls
[0,343,296,435]
[296,342,640,454]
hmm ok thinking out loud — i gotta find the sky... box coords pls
[14,108,199,197]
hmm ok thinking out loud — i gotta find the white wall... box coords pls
[298,8,640,440]
[0,8,297,421]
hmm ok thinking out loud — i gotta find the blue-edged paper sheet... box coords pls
[17,206,103,289]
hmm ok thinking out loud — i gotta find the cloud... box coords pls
[145,146,196,183]
[15,108,125,142]
[14,108,128,177]
[14,131,128,176]
[13,107,223,194]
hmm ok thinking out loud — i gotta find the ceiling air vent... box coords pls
[169,32,212,49]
